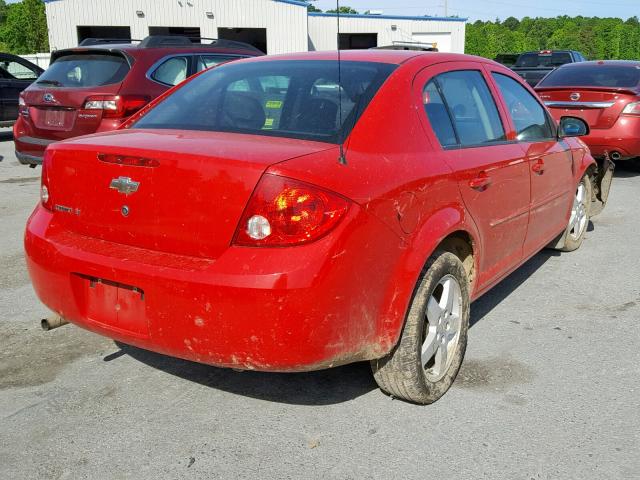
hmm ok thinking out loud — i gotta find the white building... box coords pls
[43,0,466,55]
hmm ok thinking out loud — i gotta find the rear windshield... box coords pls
[36,53,130,88]
[515,52,572,68]
[539,65,640,88]
[132,60,396,143]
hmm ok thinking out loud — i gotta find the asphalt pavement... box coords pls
[1,131,638,479]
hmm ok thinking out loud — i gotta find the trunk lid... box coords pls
[47,130,334,259]
[537,88,638,129]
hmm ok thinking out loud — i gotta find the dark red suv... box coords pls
[14,35,262,166]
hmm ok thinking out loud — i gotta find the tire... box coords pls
[371,251,470,404]
[561,174,592,252]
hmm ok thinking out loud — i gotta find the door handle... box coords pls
[468,173,492,191]
[532,159,545,175]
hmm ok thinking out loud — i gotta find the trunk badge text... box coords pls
[109,177,140,196]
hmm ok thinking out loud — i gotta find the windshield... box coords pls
[132,60,396,143]
[539,65,640,89]
[515,52,573,68]
[37,53,130,87]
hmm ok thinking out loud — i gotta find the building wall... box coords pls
[308,14,466,54]
[44,0,308,54]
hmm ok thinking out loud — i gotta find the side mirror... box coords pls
[559,116,589,138]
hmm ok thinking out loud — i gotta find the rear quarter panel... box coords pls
[269,57,480,354]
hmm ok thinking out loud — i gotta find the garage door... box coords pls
[411,32,452,53]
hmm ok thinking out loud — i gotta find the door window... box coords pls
[151,57,189,86]
[196,55,243,72]
[0,60,39,80]
[423,70,505,147]
[492,73,555,142]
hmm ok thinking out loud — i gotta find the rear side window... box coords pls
[539,65,640,89]
[515,52,572,68]
[196,55,244,72]
[492,73,555,142]
[422,80,457,147]
[0,60,39,80]
[151,56,189,86]
[133,60,396,144]
[424,70,505,147]
[37,53,129,87]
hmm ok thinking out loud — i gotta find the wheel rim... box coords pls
[422,274,463,382]
[568,181,588,241]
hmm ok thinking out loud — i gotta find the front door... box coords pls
[490,71,574,254]
[415,63,531,289]
[0,56,40,122]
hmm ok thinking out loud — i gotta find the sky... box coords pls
[314,0,640,22]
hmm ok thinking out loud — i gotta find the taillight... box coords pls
[41,150,53,211]
[622,101,640,116]
[18,93,29,116]
[234,174,350,247]
[83,95,149,118]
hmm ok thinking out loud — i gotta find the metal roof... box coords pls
[309,12,468,22]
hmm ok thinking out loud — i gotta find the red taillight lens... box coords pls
[18,93,29,116]
[234,174,350,247]
[622,101,640,116]
[83,95,149,118]
[41,149,53,211]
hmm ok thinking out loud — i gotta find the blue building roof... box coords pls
[309,12,467,22]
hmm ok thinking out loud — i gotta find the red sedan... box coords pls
[537,60,640,162]
[25,51,611,404]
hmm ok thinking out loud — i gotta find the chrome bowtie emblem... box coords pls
[43,93,56,103]
[109,177,140,196]
[570,92,581,101]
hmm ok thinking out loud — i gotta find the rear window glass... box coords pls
[539,65,640,88]
[515,52,572,68]
[37,53,129,87]
[132,60,396,144]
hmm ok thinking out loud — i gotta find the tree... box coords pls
[465,15,640,61]
[326,6,358,14]
[1,0,49,54]
[307,0,322,13]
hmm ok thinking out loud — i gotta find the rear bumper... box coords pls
[16,149,44,166]
[13,116,126,162]
[25,205,402,372]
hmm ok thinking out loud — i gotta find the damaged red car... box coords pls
[25,51,612,404]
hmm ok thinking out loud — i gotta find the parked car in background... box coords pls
[494,53,519,68]
[537,61,640,165]
[13,35,263,167]
[512,50,586,87]
[0,52,43,127]
[25,51,610,405]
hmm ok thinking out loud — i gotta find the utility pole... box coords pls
[444,0,448,16]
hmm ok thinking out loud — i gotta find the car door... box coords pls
[490,70,574,255]
[0,56,41,122]
[415,62,531,289]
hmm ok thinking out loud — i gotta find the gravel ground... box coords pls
[1,133,639,479]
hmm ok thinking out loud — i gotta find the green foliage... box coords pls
[326,6,359,14]
[0,0,48,54]
[466,16,640,60]
[307,0,322,13]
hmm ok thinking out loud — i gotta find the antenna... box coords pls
[336,0,347,165]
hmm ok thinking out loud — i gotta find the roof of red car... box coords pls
[239,49,487,65]
[559,60,640,68]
